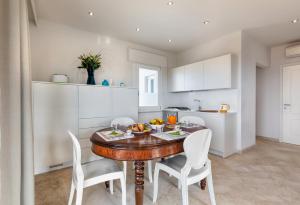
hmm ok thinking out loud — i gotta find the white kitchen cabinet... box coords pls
[33,82,138,174]
[79,86,112,118]
[79,118,111,129]
[168,66,185,92]
[178,111,237,158]
[184,61,204,91]
[33,82,78,174]
[78,86,139,163]
[78,117,111,163]
[203,54,231,90]
[112,88,138,121]
[168,54,232,92]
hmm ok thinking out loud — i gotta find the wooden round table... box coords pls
[90,126,207,205]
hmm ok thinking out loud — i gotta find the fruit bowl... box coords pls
[150,124,165,131]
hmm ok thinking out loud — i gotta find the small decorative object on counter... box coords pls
[101,79,109,86]
[78,53,101,85]
[52,74,68,83]
[109,79,113,86]
[119,82,125,87]
[219,104,230,113]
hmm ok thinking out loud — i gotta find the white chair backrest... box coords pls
[68,131,84,183]
[179,116,205,126]
[183,129,212,170]
[111,117,135,127]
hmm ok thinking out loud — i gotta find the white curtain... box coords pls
[0,0,34,204]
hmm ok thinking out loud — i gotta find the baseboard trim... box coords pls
[257,136,280,142]
[238,144,255,154]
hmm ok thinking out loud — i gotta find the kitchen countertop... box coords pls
[181,110,237,114]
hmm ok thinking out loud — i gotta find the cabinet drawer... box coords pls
[79,118,111,129]
[79,127,105,139]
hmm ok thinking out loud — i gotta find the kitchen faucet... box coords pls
[193,99,202,111]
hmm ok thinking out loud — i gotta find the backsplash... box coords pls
[186,89,239,111]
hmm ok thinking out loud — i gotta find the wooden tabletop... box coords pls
[90,126,206,161]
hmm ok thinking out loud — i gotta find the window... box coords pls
[139,66,160,107]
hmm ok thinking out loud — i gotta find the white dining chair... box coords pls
[179,116,206,126]
[111,117,136,128]
[67,131,126,205]
[153,129,216,205]
[176,116,205,158]
[111,117,154,183]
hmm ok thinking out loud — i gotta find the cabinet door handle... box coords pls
[284,104,291,106]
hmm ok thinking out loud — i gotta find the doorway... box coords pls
[282,64,300,145]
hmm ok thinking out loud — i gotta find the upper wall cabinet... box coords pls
[168,54,232,92]
[185,61,204,91]
[168,66,185,92]
[203,54,231,90]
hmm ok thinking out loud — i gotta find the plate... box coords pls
[165,130,187,137]
[102,130,124,138]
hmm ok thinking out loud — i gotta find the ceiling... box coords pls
[246,22,300,47]
[35,0,300,52]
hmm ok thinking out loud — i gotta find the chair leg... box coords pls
[207,167,216,205]
[75,185,83,205]
[123,161,127,181]
[153,165,160,203]
[178,180,181,189]
[68,181,75,205]
[181,181,189,205]
[148,160,153,183]
[120,175,127,205]
[109,180,114,194]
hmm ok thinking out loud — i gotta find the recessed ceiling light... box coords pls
[167,1,174,6]
[291,19,299,24]
[88,11,93,16]
[136,28,141,32]
[168,39,172,43]
[203,20,210,25]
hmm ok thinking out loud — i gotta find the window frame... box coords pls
[135,64,162,112]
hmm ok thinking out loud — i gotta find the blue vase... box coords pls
[87,68,95,85]
[102,79,109,86]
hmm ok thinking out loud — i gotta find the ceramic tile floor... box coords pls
[35,139,300,205]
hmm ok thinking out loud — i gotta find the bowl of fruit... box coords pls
[129,123,151,134]
[149,118,165,131]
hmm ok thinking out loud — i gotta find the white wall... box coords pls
[30,19,278,149]
[30,19,177,85]
[176,31,243,109]
[30,19,179,122]
[241,32,270,149]
[175,31,270,151]
[256,43,300,139]
[175,31,243,150]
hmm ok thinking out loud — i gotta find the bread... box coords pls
[138,123,145,132]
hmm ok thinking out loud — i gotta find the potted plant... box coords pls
[78,53,101,85]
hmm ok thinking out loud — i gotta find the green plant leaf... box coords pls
[78,53,102,70]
